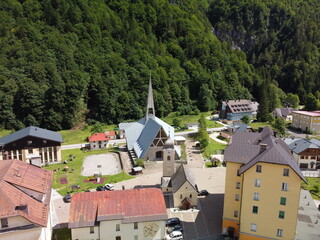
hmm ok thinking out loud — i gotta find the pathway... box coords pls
[209,132,228,145]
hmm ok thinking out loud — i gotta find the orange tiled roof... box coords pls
[88,133,110,142]
[0,160,53,227]
[69,188,168,228]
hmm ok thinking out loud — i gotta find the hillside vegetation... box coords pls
[1,0,319,131]
[0,0,262,130]
[208,0,320,104]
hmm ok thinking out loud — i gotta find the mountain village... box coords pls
[0,80,320,240]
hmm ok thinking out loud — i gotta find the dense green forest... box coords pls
[0,0,318,130]
[208,0,320,107]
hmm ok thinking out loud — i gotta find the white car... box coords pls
[105,184,114,190]
[166,231,183,240]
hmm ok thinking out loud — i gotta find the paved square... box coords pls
[81,153,121,176]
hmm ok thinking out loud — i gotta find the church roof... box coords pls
[130,117,174,159]
[171,164,197,193]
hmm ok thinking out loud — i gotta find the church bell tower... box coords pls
[145,74,155,121]
[162,138,175,177]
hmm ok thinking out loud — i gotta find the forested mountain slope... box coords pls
[208,0,320,103]
[0,0,284,130]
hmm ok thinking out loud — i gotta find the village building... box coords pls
[273,108,294,121]
[0,160,53,240]
[68,188,168,240]
[0,126,63,166]
[283,138,320,169]
[292,111,320,134]
[219,99,259,121]
[220,122,253,139]
[105,131,117,140]
[88,133,110,150]
[161,139,198,209]
[119,78,179,161]
[222,127,306,240]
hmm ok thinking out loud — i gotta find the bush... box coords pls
[135,158,144,168]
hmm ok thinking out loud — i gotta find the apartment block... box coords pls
[222,127,306,240]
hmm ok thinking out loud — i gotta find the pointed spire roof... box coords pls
[145,74,155,121]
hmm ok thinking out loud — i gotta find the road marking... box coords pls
[198,200,210,237]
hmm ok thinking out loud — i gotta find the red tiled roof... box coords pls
[69,188,168,228]
[88,133,110,142]
[0,160,53,227]
[105,131,116,136]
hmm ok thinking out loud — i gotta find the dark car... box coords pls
[166,218,181,227]
[198,190,209,196]
[96,186,106,191]
[63,194,72,203]
[167,224,183,234]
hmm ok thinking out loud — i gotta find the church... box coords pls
[119,78,180,161]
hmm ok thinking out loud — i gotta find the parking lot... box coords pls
[164,167,226,240]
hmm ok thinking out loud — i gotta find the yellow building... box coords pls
[292,111,320,134]
[222,127,306,240]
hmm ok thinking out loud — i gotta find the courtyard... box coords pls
[81,153,121,176]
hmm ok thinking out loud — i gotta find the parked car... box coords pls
[96,186,106,191]
[197,190,209,196]
[166,231,183,240]
[105,184,115,190]
[63,194,72,203]
[167,224,183,234]
[166,218,181,227]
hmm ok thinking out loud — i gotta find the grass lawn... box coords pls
[202,138,227,159]
[0,129,14,138]
[249,121,273,131]
[52,228,71,240]
[44,149,133,196]
[59,124,117,145]
[162,112,222,129]
[301,177,320,200]
[205,161,222,168]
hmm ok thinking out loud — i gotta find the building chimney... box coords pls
[259,143,267,153]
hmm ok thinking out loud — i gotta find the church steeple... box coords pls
[145,74,155,121]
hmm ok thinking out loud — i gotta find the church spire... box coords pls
[146,74,155,121]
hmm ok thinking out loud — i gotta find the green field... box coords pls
[301,177,320,200]
[162,112,222,128]
[44,149,133,196]
[59,124,117,145]
[249,121,273,131]
[0,129,14,138]
[202,138,227,159]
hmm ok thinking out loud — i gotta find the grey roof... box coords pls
[164,138,174,149]
[286,139,320,154]
[171,164,197,193]
[273,108,293,118]
[310,138,320,147]
[126,116,174,159]
[222,99,258,114]
[0,126,63,145]
[227,122,251,132]
[226,127,305,182]
[118,122,134,131]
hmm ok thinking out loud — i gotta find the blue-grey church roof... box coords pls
[126,116,174,159]
[0,126,63,145]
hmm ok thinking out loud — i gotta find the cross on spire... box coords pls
[145,74,155,121]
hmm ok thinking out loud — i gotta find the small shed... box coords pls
[132,167,143,175]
